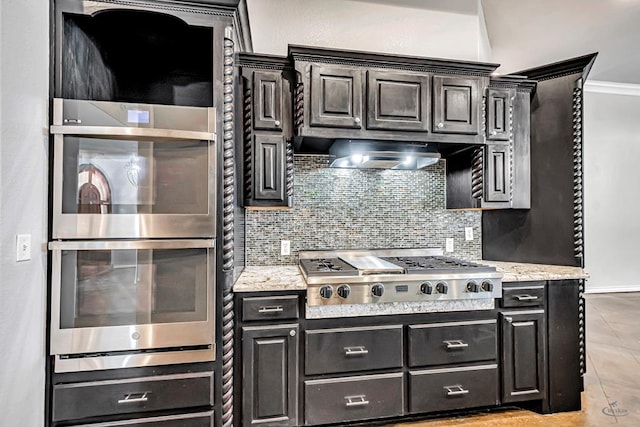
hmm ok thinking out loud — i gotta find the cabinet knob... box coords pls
[505,316,513,323]
[437,122,444,129]
[490,130,498,136]
[274,120,281,127]
[289,330,296,337]
[354,117,361,124]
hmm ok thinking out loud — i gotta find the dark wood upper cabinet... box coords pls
[289,45,497,149]
[238,53,293,208]
[253,135,286,203]
[486,88,514,141]
[253,70,283,131]
[485,143,510,203]
[310,65,363,129]
[366,70,429,132]
[433,76,480,135]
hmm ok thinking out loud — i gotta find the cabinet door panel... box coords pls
[501,311,546,403]
[253,71,282,131]
[310,65,362,128]
[242,324,299,427]
[253,135,285,202]
[487,88,513,141]
[485,144,510,203]
[367,71,429,131]
[433,76,480,134]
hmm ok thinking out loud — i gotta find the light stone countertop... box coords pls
[479,260,589,282]
[232,266,306,292]
[233,261,588,293]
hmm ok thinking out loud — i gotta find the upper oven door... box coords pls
[49,239,215,356]
[51,99,216,239]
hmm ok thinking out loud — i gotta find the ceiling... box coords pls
[356,0,640,84]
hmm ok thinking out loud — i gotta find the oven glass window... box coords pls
[59,248,208,328]
[61,136,209,215]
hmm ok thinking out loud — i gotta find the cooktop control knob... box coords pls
[371,283,385,297]
[481,281,494,292]
[436,282,448,294]
[319,285,333,299]
[337,284,351,299]
[466,281,480,293]
[420,282,433,295]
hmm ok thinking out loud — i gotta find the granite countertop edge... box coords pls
[233,262,589,292]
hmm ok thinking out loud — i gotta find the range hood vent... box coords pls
[329,139,441,170]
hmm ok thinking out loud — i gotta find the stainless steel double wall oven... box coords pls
[49,98,217,372]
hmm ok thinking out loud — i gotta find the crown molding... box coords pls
[584,80,640,97]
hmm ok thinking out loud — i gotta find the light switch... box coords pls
[16,234,31,262]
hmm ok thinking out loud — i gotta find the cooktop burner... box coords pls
[380,256,496,274]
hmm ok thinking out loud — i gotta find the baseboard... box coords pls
[585,285,640,294]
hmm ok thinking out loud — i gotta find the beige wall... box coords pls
[584,83,640,293]
[0,0,49,425]
[247,0,488,60]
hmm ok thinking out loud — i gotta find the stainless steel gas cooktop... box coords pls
[299,249,503,307]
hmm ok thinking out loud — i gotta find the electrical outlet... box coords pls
[445,238,454,253]
[281,240,291,256]
[465,227,474,241]
[16,234,31,262]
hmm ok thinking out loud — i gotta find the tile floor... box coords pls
[387,292,640,427]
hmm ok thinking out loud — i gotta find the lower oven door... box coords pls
[49,240,215,364]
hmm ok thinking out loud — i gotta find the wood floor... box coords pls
[385,292,640,427]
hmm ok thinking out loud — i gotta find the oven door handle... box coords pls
[49,239,215,251]
[514,294,539,301]
[50,125,215,142]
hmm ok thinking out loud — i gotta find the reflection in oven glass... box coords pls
[62,137,208,215]
[61,248,207,329]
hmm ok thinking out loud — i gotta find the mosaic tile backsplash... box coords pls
[245,155,481,265]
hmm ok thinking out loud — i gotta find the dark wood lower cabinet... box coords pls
[501,310,547,403]
[236,284,582,426]
[241,324,299,427]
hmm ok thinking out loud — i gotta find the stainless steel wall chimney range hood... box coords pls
[329,139,441,170]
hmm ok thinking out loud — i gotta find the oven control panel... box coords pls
[307,276,502,307]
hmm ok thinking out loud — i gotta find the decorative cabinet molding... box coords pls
[486,87,513,141]
[237,53,294,208]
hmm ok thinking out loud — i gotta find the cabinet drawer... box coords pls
[305,325,403,375]
[408,320,497,367]
[502,283,545,308]
[409,365,499,413]
[304,373,404,425]
[52,372,213,422]
[75,411,214,426]
[242,295,299,321]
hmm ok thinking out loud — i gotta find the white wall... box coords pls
[584,82,640,293]
[247,0,485,60]
[0,0,49,425]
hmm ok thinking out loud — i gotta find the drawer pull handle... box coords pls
[345,395,369,407]
[117,392,149,404]
[344,346,369,356]
[444,385,469,397]
[63,118,82,124]
[258,305,284,313]
[444,340,468,349]
[514,294,539,301]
